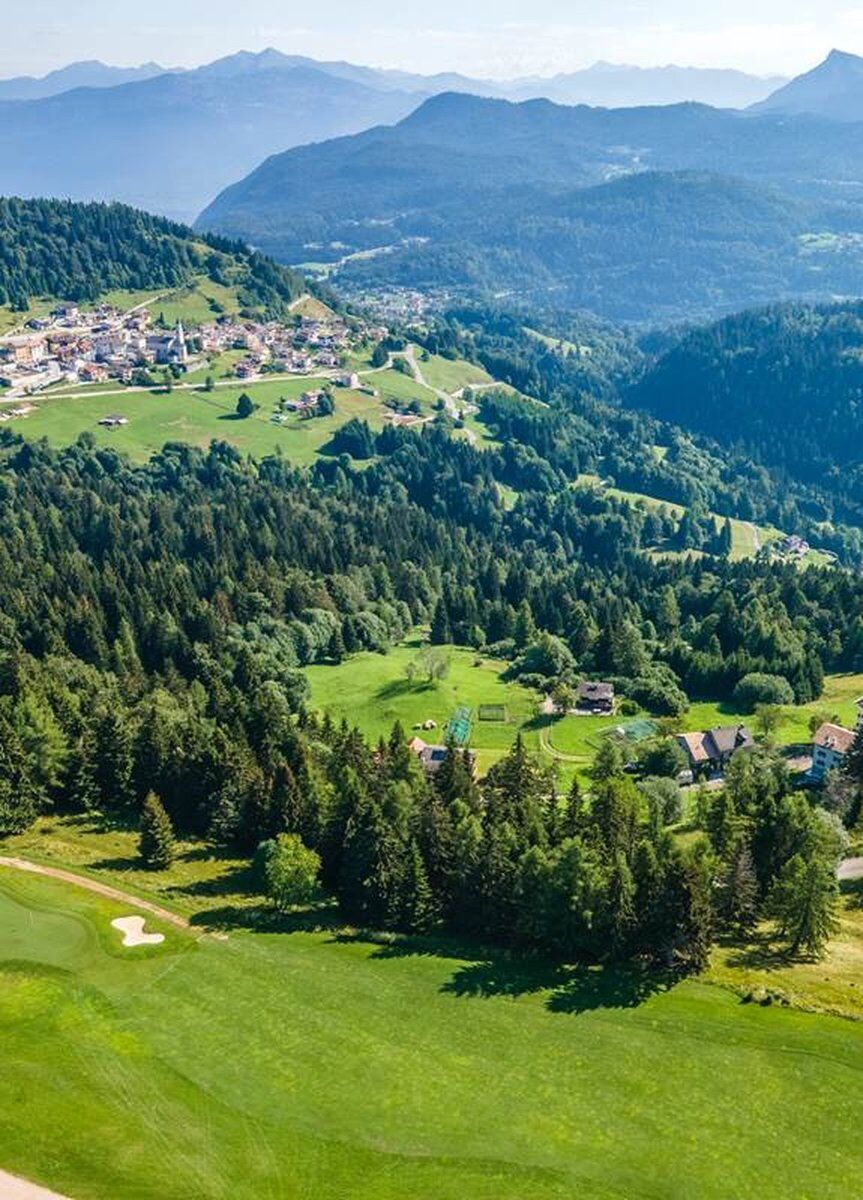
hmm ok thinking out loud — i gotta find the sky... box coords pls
[4,0,863,80]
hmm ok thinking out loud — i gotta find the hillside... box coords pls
[0,196,308,316]
[629,301,863,477]
[199,92,863,322]
[0,54,421,222]
[199,96,863,323]
[751,49,863,121]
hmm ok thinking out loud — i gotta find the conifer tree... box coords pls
[717,838,759,933]
[430,599,452,645]
[768,853,839,958]
[399,839,437,933]
[139,791,176,870]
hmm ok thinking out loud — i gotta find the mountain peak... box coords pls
[750,48,863,119]
[824,48,863,66]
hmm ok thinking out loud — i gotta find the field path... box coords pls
[0,1169,72,1199]
[0,856,189,930]
[538,727,590,764]
[402,346,480,444]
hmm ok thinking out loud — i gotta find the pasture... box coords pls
[8,378,386,465]
[304,639,542,775]
[416,350,493,393]
[2,839,863,1198]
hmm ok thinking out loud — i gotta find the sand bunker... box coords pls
[111,915,165,947]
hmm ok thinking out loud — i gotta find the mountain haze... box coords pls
[0,59,166,100]
[751,49,863,121]
[0,53,421,221]
[512,61,784,109]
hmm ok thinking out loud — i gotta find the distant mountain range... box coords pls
[0,59,166,100]
[751,48,863,121]
[4,45,863,321]
[0,50,784,108]
[0,47,793,222]
[510,61,785,108]
[0,53,422,222]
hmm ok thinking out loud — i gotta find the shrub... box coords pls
[629,673,689,717]
[733,673,794,711]
[255,834,321,912]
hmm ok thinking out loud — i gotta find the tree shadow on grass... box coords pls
[375,678,435,701]
[171,860,258,900]
[88,854,145,873]
[190,899,343,935]
[840,876,863,907]
[521,713,557,734]
[337,930,680,1015]
[720,929,798,971]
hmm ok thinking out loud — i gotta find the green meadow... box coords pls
[3,835,863,1199]
[305,639,542,776]
[12,378,386,465]
[416,350,493,393]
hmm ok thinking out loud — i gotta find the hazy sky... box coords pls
[4,0,863,79]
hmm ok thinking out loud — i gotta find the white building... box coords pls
[810,699,863,782]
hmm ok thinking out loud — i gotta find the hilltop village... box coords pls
[0,299,385,403]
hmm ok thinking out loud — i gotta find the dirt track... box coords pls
[0,1169,72,1199]
[0,855,189,929]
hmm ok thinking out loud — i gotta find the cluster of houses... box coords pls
[766,534,811,562]
[0,302,384,404]
[0,303,189,398]
[675,701,863,784]
[198,315,383,382]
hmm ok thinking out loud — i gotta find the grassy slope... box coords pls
[305,638,541,776]
[3,856,863,1200]
[416,351,492,393]
[582,477,832,568]
[14,380,386,466]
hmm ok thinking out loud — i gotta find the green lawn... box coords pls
[373,367,437,411]
[3,844,863,1198]
[416,350,492,393]
[100,276,248,326]
[12,379,386,465]
[305,638,542,776]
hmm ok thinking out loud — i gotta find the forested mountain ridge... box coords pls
[0,197,309,315]
[199,93,863,322]
[629,301,863,480]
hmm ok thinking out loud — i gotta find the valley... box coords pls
[6,32,863,1200]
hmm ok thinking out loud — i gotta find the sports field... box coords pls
[3,843,863,1199]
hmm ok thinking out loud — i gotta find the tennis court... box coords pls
[446,705,473,745]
